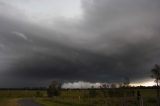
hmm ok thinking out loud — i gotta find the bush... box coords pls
[36,91,43,97]
[47,81,61,97]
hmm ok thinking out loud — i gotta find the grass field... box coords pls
[0,88,158,106]
[0,98,20,106]
[35,89,158,106]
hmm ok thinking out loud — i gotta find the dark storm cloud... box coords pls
[0,0,160,87]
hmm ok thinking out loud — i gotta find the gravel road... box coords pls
[19,99,43,106]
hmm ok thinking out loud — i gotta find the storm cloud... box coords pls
[0,0,160,87]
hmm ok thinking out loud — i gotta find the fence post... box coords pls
[140,97,143,106]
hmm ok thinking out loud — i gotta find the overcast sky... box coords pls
[0,0,160,87]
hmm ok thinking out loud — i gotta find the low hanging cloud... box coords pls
[0,0,160,87]
[62,81,102,89]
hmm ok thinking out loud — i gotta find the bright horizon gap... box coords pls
[61,80,155,89]
[0,80,156,88]
[130,80,155,87]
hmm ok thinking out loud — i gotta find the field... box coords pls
[0,88,158,106]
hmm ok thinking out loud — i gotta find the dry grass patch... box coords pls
[0,98,21,106]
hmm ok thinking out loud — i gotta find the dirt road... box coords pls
[19,99,43,106]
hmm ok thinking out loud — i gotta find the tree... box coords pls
[111,83,117,88]
[151,64,160,98]
[47,80,61,97]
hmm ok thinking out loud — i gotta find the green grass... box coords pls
[0,90,45,106]
[0,89,158,106]
[36,97,138,106]
[0,90,46,98]
[0,98,21,106]
[35,89,158,106]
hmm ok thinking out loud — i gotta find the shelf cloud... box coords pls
[0,0,160,87]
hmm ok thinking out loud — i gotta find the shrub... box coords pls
[47,80,61,97]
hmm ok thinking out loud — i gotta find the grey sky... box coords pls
[0,0,160,87]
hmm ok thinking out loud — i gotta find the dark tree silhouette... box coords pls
[47,80,61,97]
[151,64,160,106]
[151,64,160,97]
